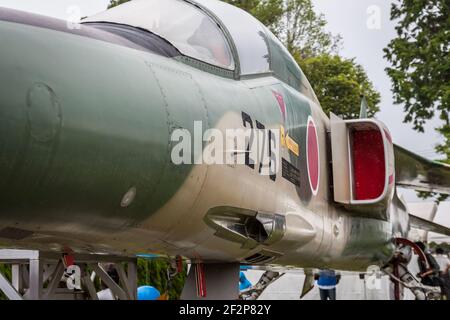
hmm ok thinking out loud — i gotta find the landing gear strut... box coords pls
[382,238,441,300]
[239,270,284,300]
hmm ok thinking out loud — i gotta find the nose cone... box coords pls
[0,12,172,228]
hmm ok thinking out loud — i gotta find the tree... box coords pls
[137,258,186,300]
[225,0,342,57]
[279,0,341,57]
[297,54,380,119]
[108,0,130,9]
[0,264,11,300]
[222,0,284,34]
[384,0,449,163]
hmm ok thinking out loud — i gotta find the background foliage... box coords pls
[137,258,186,300]
[384,0,449,164]
[298,54,380,118]
[384,0,449,202]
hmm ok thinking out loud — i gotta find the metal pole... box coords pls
[28,258,42,300]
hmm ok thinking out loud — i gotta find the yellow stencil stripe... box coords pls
[286,135,299,156]
[280,125,286,147]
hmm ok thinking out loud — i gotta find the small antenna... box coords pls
[359,95,368,119]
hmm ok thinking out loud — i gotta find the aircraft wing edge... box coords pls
[409,214,450,237]
[394,144,450,195]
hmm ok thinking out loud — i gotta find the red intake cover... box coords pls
[352,130,385,200]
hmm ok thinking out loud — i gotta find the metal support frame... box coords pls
[0,249,137,300]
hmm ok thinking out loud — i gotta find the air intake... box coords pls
[204,206,285,249]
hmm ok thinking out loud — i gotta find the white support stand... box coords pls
[0,249,137,300]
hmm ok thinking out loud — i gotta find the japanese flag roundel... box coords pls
[306,116,320,195]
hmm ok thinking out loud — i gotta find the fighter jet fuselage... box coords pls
[0,0,444,274]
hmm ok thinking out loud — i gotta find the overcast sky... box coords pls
[0,0,448,229]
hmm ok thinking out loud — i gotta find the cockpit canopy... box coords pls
[84,0,234,70]
[83,0,319,104]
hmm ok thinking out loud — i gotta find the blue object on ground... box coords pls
[239,271,252,291]
[138,285,161,300]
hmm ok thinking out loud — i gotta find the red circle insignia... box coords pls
[307,116,320,195]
